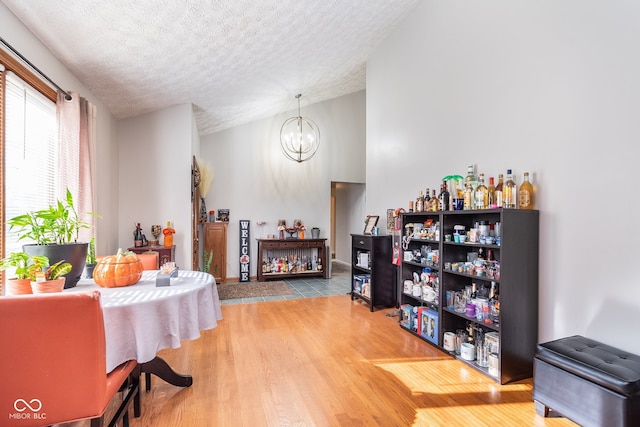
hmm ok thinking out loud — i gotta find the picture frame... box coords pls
[217,209,230,222]
[363,215,379,235]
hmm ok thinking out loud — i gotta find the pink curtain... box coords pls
[57,91,97,243]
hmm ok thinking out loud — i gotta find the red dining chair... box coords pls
[137,251,159,270]
[0,291,140,427]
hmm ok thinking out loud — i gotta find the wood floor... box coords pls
[122,295,577,427]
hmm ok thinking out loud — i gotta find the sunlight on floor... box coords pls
[373,357,577,426]
[373,358,531,395]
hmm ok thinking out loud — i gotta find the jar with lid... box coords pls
[479,220,490,237]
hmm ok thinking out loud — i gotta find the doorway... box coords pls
[330,182,365,265]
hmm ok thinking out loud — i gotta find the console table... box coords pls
[128,245,175,268]
[257,238,328,281]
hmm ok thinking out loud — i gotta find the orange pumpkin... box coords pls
[93,249,143,288]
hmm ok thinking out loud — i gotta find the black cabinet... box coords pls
[399,209,539,384]
[350,234,396,312]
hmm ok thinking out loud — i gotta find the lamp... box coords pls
[280,94,320,163]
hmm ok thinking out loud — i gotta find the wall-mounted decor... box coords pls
[239,220,250,282]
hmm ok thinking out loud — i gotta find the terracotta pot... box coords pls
[6,278,33,296]
[31,277,66,294]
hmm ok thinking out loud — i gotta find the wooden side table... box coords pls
[128,245,175,268]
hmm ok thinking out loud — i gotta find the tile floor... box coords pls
[220,261,352,305]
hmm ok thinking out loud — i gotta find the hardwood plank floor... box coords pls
[126,295,577,427]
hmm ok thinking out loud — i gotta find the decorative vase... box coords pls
[299,230,305,239]
[200,197,207,223]
[311,228,320,239]
[31,277,66,293]
[6,278,33,295]
[279,230,284,240]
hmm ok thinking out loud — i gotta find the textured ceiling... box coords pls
[2,0,420,136]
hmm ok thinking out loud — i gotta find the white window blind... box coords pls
[4,71,78,257]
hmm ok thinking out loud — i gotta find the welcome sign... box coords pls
[239,220,250,282]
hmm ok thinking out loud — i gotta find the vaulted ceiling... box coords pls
[3,0,420,135]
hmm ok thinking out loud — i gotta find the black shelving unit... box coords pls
[399,209,539,384]
[350,234,396,312]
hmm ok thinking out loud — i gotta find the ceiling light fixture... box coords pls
[280,94,320,163]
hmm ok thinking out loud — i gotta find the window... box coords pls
[1,63,81,292]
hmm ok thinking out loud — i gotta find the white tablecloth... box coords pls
[69,270,222,372]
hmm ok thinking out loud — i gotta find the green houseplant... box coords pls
[84,236,97,278]
[0,252,48,294]
[0,253,70,294]
[7,188,97,289]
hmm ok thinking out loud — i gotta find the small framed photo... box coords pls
[363,215,379,235]
[217,209,230,222]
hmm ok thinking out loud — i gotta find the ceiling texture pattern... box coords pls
[2,0,420,136]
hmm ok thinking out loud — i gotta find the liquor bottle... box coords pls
[424,188,430,207]
[475,173,489,210]
[428,189,438,211]
[519,171,534,210]
[494,174,504,208]
[489,281,500,325]
[438,181,450,211]
[487,177,496,208]
[477,247,485,260]
[503,169,517,209]
[134,223,143,247]
[464,165,478,209]
[416,190,424,213]
[317,256,323,271]
[454,178,464,200]
[163,221,175,248]
[463,182,473,210]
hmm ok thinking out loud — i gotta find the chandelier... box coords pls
[280,94,320,163]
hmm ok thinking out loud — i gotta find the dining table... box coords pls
[67,269,222,388]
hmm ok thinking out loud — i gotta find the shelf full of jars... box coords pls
[398,184,539,384]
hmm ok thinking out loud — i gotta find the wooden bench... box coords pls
[534,335,640,427]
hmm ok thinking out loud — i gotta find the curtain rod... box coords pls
[0,36,72,101]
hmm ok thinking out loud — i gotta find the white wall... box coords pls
[367,0,640,352]
[200,91,366,279]
[118,104,195,267]
[1,2,119,256]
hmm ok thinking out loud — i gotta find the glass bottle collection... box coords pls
[409,166,535,212]
[262,254,322,274]
[134,221,175,248]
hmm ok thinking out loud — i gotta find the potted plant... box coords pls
[84,236,97,279]
[31,259,73,294]
[0,251,49,295]
[7,188,98,289]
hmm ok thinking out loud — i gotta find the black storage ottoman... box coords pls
[533,335,640,427]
